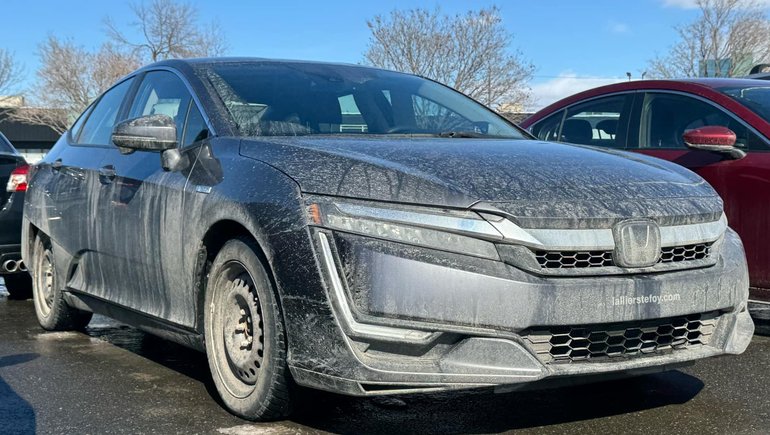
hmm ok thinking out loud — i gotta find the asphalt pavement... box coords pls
[1,282,769,435]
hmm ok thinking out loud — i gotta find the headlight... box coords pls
[306,198,513,260]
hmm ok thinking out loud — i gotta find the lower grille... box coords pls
[521,311,720,364]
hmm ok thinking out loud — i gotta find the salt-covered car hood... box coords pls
[239,137,723,227]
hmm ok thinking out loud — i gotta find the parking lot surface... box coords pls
[1,284,769,435]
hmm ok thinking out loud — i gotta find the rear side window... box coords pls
[638,93,768,150]
[561,95,630,149]
[128,71,193,144]
[531,111,563,141]
[68,105,94,142]
[77,78,135,146]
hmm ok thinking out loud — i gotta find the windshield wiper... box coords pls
[437,131,488,138]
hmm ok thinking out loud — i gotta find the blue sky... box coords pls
[0,0,746,109]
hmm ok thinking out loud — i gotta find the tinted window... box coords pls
[720,86,770,121]
[201,63,526,139]
[560,95,629,148]
[638,93,767,150]
[78,78,134,146]
[531,111,563,141]
[68,104,93,142]
[129,71,193,144]
[0,132,14,153]
[182,103,209,147]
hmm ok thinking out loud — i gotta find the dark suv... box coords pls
[23,59,753,420]
[0,131,31,298]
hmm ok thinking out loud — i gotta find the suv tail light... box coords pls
[7,164,29,192]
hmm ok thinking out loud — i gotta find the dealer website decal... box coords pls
[611,294,682,306]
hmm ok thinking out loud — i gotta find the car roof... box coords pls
[141,57,392,74]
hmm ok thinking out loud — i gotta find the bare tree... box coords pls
[0,49,23,105]
[364,7,534,109]
[648,0,770,78]
[105,0,228,62]
[8,36,140,133]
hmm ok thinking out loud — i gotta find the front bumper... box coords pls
[288,228,753,396]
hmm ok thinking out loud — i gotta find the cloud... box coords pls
[662,0,700,8]
[608,21,630,34]
[663,0,770,8]
[528,73,626,111]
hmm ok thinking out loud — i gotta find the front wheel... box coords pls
[204,238,292,420]
[31,235,92,330]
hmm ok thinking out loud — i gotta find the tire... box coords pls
[204,238,292,420]
[31,235,92,331]
[2,273,33,300]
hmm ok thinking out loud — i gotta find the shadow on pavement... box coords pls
[0,353,38,435]
[287,369,704,434]
[84,318,710,434]
[84,322,224,406]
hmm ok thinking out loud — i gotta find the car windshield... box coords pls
[720,85,770,121]
[200,62,527,139]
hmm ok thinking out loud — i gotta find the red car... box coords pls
[521,79,770,303]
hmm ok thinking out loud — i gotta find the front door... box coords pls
[96,70,210,326]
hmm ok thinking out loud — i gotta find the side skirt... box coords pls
[64,290,205,352]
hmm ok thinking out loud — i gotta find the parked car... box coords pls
[23,59,753,420]
[0,131,31,298]
[521,78,770,304]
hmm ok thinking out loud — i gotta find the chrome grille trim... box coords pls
[521,213,726,251]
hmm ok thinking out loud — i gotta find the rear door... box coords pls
[628,91,770,296]
[532,93,635,149]
[41,77,136,298]
[95,70,209,325]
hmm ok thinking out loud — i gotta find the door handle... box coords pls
[98,165,117,184]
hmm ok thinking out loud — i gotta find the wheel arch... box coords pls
[194,218,286,339]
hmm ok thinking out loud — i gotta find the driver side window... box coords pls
[638,93,766,150]
[128,71,193,144]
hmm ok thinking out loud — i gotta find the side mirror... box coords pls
[112,114,177,153]
[683,126,746,160]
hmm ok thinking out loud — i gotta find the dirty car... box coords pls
[22,58,754,420]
